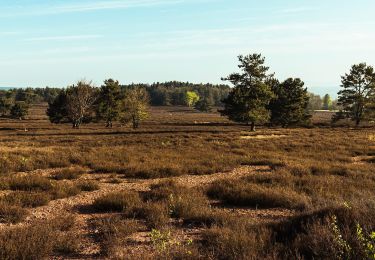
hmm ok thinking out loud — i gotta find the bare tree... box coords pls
[66,80,98,128]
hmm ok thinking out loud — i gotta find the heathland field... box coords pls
[0,104,374,259]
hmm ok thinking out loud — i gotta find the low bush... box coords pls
[0,216,78,259]
[76,180,100,191]
[143,180,186,202]
[54,232,80,255]
[0,223,55,260]
[8,175,53,191]
[202,223,272,260]
[92,191,142,214]
[93,216,140,256]
[207,179,311,210]
[0,202,27,224]
[138,202,170,229]
[51,167,85,180]
[50,183,81,199]
[2,191,50,208]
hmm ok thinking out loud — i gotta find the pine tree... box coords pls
[220,54,274,131]
[334,63,375,126]
[269,78,310,127]
[96,79,122,127]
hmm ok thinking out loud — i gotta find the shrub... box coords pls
[50,214,76,232]
[0,217,78,259]
[51,167,85,180]
[93,216,140,256]
[92,191,142,214]
[207,179,311,210]
[0,224,54,260]
[54,232,80,255]
[138,202,170,229]
[0,202,27,224]
[50,183,81,199]
[8,175,53,191]
[76,181,99,192]
[2,191,50,208]
[202,224,272,260]
[144,180,185,202]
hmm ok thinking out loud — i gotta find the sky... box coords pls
[0,0,374,96]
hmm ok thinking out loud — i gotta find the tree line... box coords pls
[1,53,373,129]
[122,81,230,107]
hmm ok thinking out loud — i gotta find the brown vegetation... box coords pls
[0,104,374,259]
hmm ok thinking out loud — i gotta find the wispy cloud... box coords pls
[25,34,103,42]
[276,7,317,14]
[0,0,185,17]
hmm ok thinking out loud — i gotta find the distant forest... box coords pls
[0,81,336,111]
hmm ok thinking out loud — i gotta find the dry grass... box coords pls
[0,202,27,224]
[92,216,141,256]
[92,191,142,214]
[207,179,311,210]
[51,167,85,180]
[0,215,78,259]
[2,191,50,208]
[0,105,374,258]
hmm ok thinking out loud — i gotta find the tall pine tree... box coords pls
[334,63,375,126]
[220,54,274,131]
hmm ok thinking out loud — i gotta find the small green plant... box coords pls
[150,228,194,256]
[356,224,375,259]
[330,215,351,258]
[150,229,172,252]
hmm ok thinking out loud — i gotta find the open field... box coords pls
[0,104,374,259]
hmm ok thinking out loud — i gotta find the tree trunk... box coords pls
[250,122,256,132]
[355,118,360,127]
[132,116,138,129]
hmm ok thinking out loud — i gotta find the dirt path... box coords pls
[2,165,276,259]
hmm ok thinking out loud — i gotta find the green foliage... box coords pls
[123,81,230,106]
[150,228,194,256]
[96,79,122,127]
[120,87,150,129]
[307,92,323,111]
[356,224,375,259]
[330,215,352,258]
[10,101,29,120]
[0,97,13,116]
[150,229,172,252]
[194,97,213,112]
[335,63,375,125]
[220,54,274,131]
[46,90,69,124]
[269,78,310,127]
[185,91,200,107]
[47,81,97,128]
[323,94,333,110]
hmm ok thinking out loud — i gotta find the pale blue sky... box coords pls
[0,0,374,96]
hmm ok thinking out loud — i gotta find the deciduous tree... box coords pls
[322,94,332,110]
[47,81,97,128]
[185,91,200,107]
[120,88,150,129]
